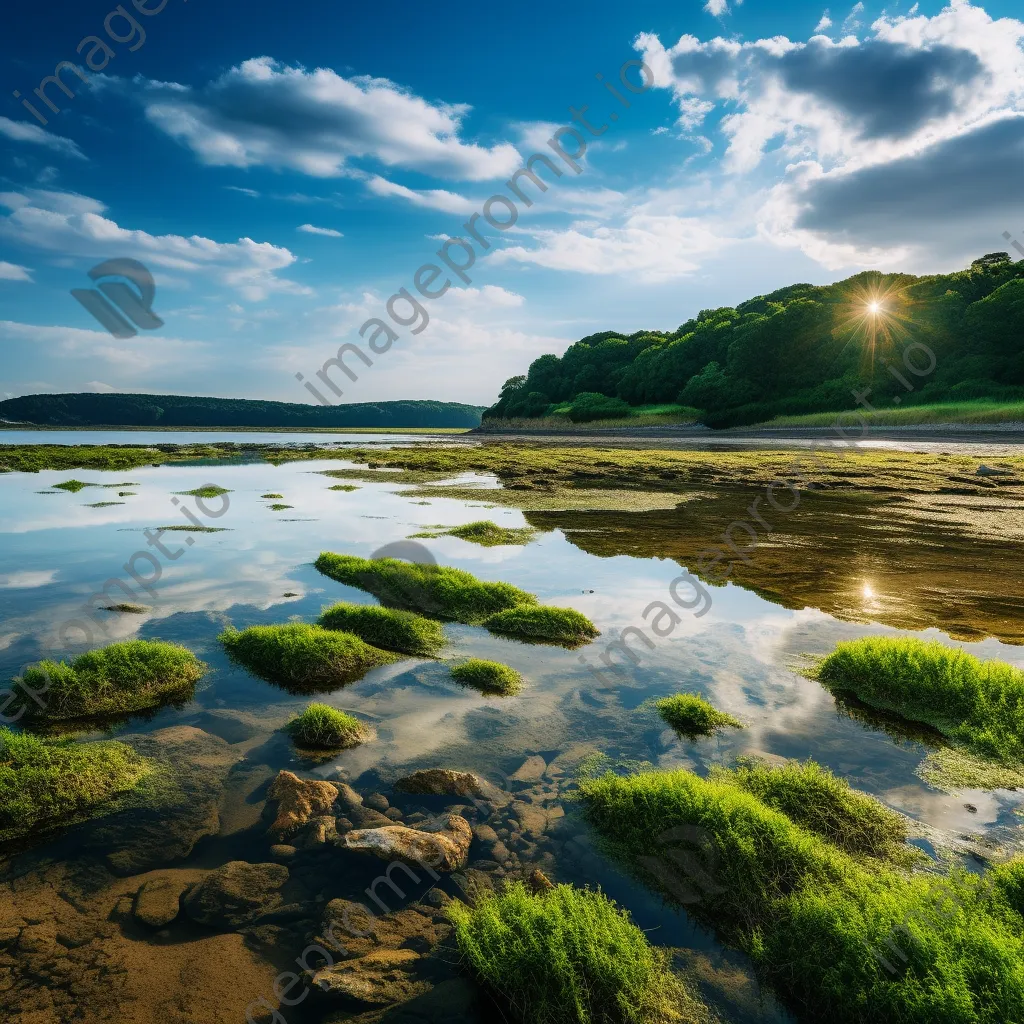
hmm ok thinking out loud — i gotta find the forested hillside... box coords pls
[0,393,485,429]
[485,254,1024,427]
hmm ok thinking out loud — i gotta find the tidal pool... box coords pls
[1,443,1022,1023]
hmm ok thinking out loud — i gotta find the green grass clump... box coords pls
[219,623,396,691]
[483,605,599,647]
[450,659,522,695]
[53,479,94,492]
[0,728,154,843]
[176,485,231,498]
[656,694,743,736]
[268,503,293,511]
[711,759,909,861]
[262,493,283,499]
[85,501,123,507]
[318,601,445,656]
[817,637,1024,766]
[315,553,536,624]
[449,881,712,1024]
[102,603,149,614]
[12,641,203,723]
[157,525,229,532]
[286,702,368,749]
[328,484,360,492]
[579,767,1024,1024]
[412,519,536,547]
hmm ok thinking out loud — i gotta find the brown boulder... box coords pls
[183,861,289,929]
[267,770,339,838]
[339,815,471,872]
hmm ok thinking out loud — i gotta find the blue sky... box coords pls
[1,0,1022,405]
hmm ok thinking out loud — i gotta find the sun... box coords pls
[867,301,882,314]
[833,279,913,370]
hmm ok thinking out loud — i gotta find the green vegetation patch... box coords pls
[711,759,910,862]
[262,493,284,499]
[656,694,744,737]
[53,479,95,493]
[219,623,397,691]
[85,501,124,507]
[328,483,360,492]
[102,603,149,614]
[483,605,598,647]
[315,552,536,624]
[268,503,293,511]
[13,640,203,723]
[817,637,1024,768]
[449,658,522,695]
[286,702,369,749]
[157,525,229,532]
[412,519,537,547]
[579,766,1024,1024]
[319,601,445,656]
[0,728,155,844]
[449,881,713,1024]
[175,485,231,498]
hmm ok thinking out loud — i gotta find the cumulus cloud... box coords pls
[0,117,84,158]
[637,2,1024,269]
[137,57,522,181]
[0,189,308,300]
[0,570,58,589]
[0,261,32,282]
[297,223,343,237]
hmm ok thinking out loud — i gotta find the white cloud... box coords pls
[365,175,476,213]
[84,380,115,392]
[0,570,58,589]
[0,261,32,282]
[297,223,344,237]
[138,57,522,181]
[815,11,833,32]
[225,185,260,197]
[705,0,730,15]
[0,189,309,301]
[0,117,84,159]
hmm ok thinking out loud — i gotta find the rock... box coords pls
[511,800,548,837]
[384,807,404,822]
[528,869,554,893]
[394,769,491,800]
[977,464,1015,477]
[270,844,298,863]
[510,756,546,786]
[339,815,472,872]
[364,793,390,812]
[311,949,431,1008]
[183,861,289,929]
[293,815,339,849]
[472,824,498,844]
[319,900,450,961]
[334,782,365,813]
[351,806,394,829]
[192,709,260,744]
[133,878,187,927]
[267,770,339,838]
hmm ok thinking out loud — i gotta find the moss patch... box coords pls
[13,640,203,724]
[483,605,598,647]
[286,702,369,749]
[656,694,744,737]
[411,519,536,547]
[261,493,283,499]
[318,601,445,656]
[219,623,396,692]
[816,637,1024,781]
[53,479,95,492]
[156,525,229,532]
[328,484,360,492]
[449,881,714,1024]
[315,552,536,624]
[449,658,522,695]
[101,603,149,614]
[175,485,231,498]
[0,728,155,844]
[85,501,124,507]
[268,503,293,511]
[580,767,1024,1024]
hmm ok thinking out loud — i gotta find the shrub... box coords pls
[449,881,713,1024]
[0,728,154,843]
[13,640,203,723]
[656,694,743,736]
[483,605,598,647]
[318,601,445,656]
[219,624,396,692]
[449,659,522,695]
[579,767,1024,1024]
[566,392,633,423]
[817,637,1024,764]
[315,553,536,623]
[286,702,368,749]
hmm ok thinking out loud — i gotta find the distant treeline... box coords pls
[0,393,485,429]
[485,254,1024,427]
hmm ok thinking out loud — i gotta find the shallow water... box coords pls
[2,446,1022,1022]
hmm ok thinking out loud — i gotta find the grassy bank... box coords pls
[315,553,536,623]
[449,659,523,695]
[656,694,744,737]
[579,765,1024,1024]
[483,605,599,647]
[14,640,203,724]
[0,728,155,843]
[449,881,714,1024]
[318,601,445,656]
[762,400,1024,429]
[286,702,369,749]
[816,637,1024,766]
[220,623,396,691]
